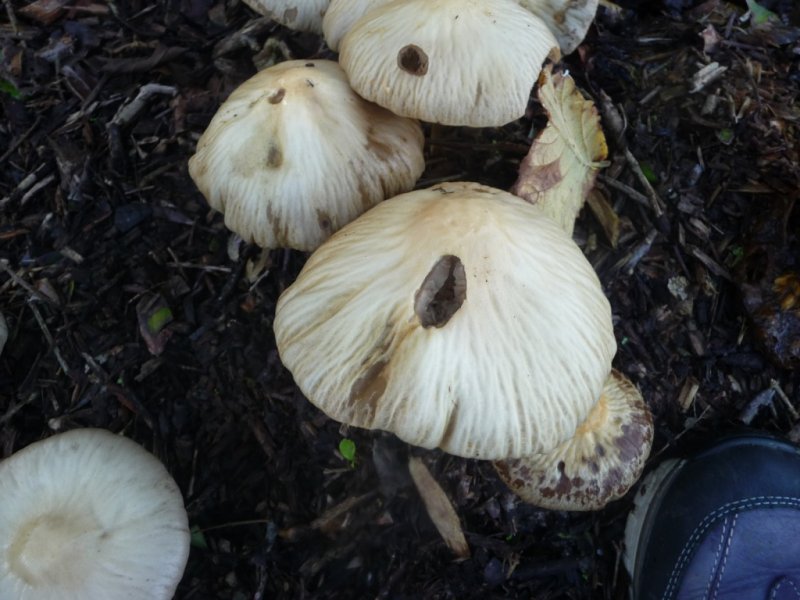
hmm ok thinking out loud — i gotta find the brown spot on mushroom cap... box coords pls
[268,88,286,104]
[414,255,467,328]
[494,369,654,511]
[397,45,428,76]
[266,144,283,168]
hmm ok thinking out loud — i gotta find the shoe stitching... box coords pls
[711,512,738,600]
[662,496,800,600]
[704,516,728,600]
[769,578,800,600]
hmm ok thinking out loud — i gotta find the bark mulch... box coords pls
[1,0,798,598]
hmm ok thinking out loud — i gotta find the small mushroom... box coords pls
[242,0,331,33]
[494,369,654,510]
[0,428,190,599]
[338,0,559,126]
[188,59,425,251]
[274,182,616,460]
[516,0,599,55]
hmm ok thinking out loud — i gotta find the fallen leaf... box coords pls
[18,0,69,25]
[408,457,470,559]
[586,189,619,247]
[136,295,173,356]
[512,65,608,236]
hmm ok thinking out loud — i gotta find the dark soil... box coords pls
[1,1,799,598]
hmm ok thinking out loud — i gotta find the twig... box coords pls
[165,262,232,272]
[2,0,18,34]
[597,174,651,207]
[28,302,71,375]
[111,83,177,128]
[771,379,800,421]
[0,260,60,308]
[624,148,665,218]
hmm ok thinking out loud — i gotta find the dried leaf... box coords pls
[586,189,619,247]
[18,0,69,25]
[408,457,470,559]
[512,65,608,236]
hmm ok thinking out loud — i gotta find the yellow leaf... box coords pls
[512,64,608,236]
[408,457,470,559]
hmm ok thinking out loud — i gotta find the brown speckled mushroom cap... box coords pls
[274,182,616,460]
[494,369,654,510]
[188,60,425,251]
[338,0,559,126]
[0,429,190,599]
[517,0,599,55]
[242,0,331,33]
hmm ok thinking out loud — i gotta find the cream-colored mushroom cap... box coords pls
[242,0,331,33]
[517,0,598,55]
[338,0,559,127]
[322,0,391,51]
[494,370,654,510]
[274,182,616,460]
[188,60,425,251]
[0,428,190,600]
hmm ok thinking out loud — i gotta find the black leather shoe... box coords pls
[624,434,800,600]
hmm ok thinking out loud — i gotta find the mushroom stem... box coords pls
[494,370,654,511]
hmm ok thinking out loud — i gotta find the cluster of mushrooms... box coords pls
[188,0,655,512]
[0,2,656,596]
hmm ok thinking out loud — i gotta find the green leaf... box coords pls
[639,162,658,184]
[745,0,777,25]
[147,306,173,333]
[338,438,356,463]
[716,128,734,145]
[190,525,209,549]
[0,78,21,99]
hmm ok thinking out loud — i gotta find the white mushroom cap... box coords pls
[242,0,331,33]
[188,60,425,251]
[494,370,654,510]
[322,0,391,52]
[338,0,559,127]
[517,0,598,55]
[0,429,190,600]
[274,182,616,460]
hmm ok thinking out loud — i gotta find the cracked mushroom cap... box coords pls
[338,0,559,127]
[242,0,331,33]
[188,60,425,251]
[274,182,616,460]
[0,428,190,600]
[517,0,599,55]
[494,370,654,510]
[322,0,391,51]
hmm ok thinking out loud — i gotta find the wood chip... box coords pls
[408,457,470,559]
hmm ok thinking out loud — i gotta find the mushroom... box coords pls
[188,59,425,251]
[322,0,390,52]
[274,181,616,460]
[494,369,654,510]
[0,428,190,599]
[516,0,599,55]
[242,0,331,33]
[338,0,559,127]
